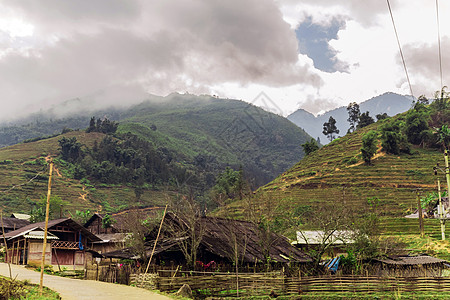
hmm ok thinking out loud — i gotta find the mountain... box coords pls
[0,93,312,215]
[216,99,450,260]
[288,92,413,144]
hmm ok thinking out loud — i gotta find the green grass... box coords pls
[0,276,60,300]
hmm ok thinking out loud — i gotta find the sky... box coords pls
[0,0,449,121]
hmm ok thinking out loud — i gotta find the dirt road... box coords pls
[0,263,171,300]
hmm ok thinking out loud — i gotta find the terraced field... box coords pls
[0,131,167,214]
[260,120,443,218]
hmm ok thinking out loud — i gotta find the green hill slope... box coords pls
[0,94,312,215]
[218,99,450,244]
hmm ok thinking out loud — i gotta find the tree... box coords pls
[436,124,450,149]
[297,204,352,274]
[376,113,389,121]
[30,195,67,222]
[58,137,84,163]
[347,102,360,133]
[323,116,339,142]
[380,120,410,155]
[211,167,245,205]
[157,185,207,269]
[356,111,374,129]
[360,130,378,165]
[86,117,96,133]
[301,138,319,155]
[404,105,431,145]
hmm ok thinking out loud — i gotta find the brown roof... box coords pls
[5,218,101,242]
[84,207,164,232]
[1,217,30,230]
[104,213,311,263]
[374,255,448,266]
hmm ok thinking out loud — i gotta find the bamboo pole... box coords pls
[445,149,450,216]
[437,177,445,240]
[1,210,12,278]
[39,160,53,296]
[142,204,168,284]
[417,189,424,238]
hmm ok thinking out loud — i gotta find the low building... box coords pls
[1,217,30,233]
[372,255,450,277]
[104,213,312,272]
[5,218,101,269]
[294,230,355,257]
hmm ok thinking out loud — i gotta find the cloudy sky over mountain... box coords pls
[0,0,449,120]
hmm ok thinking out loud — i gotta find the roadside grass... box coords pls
[0,276,60,300]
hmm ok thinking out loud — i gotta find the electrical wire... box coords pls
[386,0,414,98]
[0,171,45,194]
[436,0,444,95]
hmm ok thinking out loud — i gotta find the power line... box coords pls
[0,171,45,194]
[386,0,414,98]
[436,0,443,93]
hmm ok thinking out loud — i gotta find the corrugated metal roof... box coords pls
[24,229,59,240]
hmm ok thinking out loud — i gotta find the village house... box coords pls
[1,216,30,233]
[103,213,311,272]
[371,254,450,277]
[294,230,356,257]
[84,208,163,254]
[5,218,101,270]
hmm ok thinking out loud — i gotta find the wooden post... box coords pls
[445,150,450,216]
[417,189,424,238]
[39,160,53,296]
[437,177,445,240]
[142,204,168,285]
[1,211,12,279]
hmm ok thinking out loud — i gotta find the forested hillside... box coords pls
[0,94,312,215]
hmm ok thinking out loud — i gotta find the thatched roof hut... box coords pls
[103,213,311,268]
[372,255,450,277]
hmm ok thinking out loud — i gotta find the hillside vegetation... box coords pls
[218,95,450,246]
[0,94,312,215]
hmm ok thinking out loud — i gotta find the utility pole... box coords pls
[445,149,450,210]
[433,148,450,241]
[436,175,445,240]
[39,160,53,296]
[417,189,424,238]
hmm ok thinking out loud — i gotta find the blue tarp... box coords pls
[324,256,340,274]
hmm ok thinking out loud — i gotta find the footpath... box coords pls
[0,263,171,300]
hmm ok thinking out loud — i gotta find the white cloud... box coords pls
[0,0,449,121]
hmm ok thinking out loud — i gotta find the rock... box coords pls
[175,284,192,298]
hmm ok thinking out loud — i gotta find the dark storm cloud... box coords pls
[296,16,348,73]
[0,0,322,120]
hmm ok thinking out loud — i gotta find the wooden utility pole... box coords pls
[417,189,424,238]
[445,149,450,213]
[437,177,445,240]
[39,160,53,296]
[142,204,168,282]
[1,210,12,279]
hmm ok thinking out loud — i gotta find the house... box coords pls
[371,255,450,277]
[84,208,163,254]
[294,230,356,257]
[405,197,450,219]
[10,213,31,221]
[1,217,30,233]
[5,218,101,269]
[103,213,311,271]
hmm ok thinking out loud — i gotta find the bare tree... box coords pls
[165,191,206,269]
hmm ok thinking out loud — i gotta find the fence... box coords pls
[85,263,132,285]
[145,272,450,297]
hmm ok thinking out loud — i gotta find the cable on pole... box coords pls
[436,0,444,94]
[386,0,414,98]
